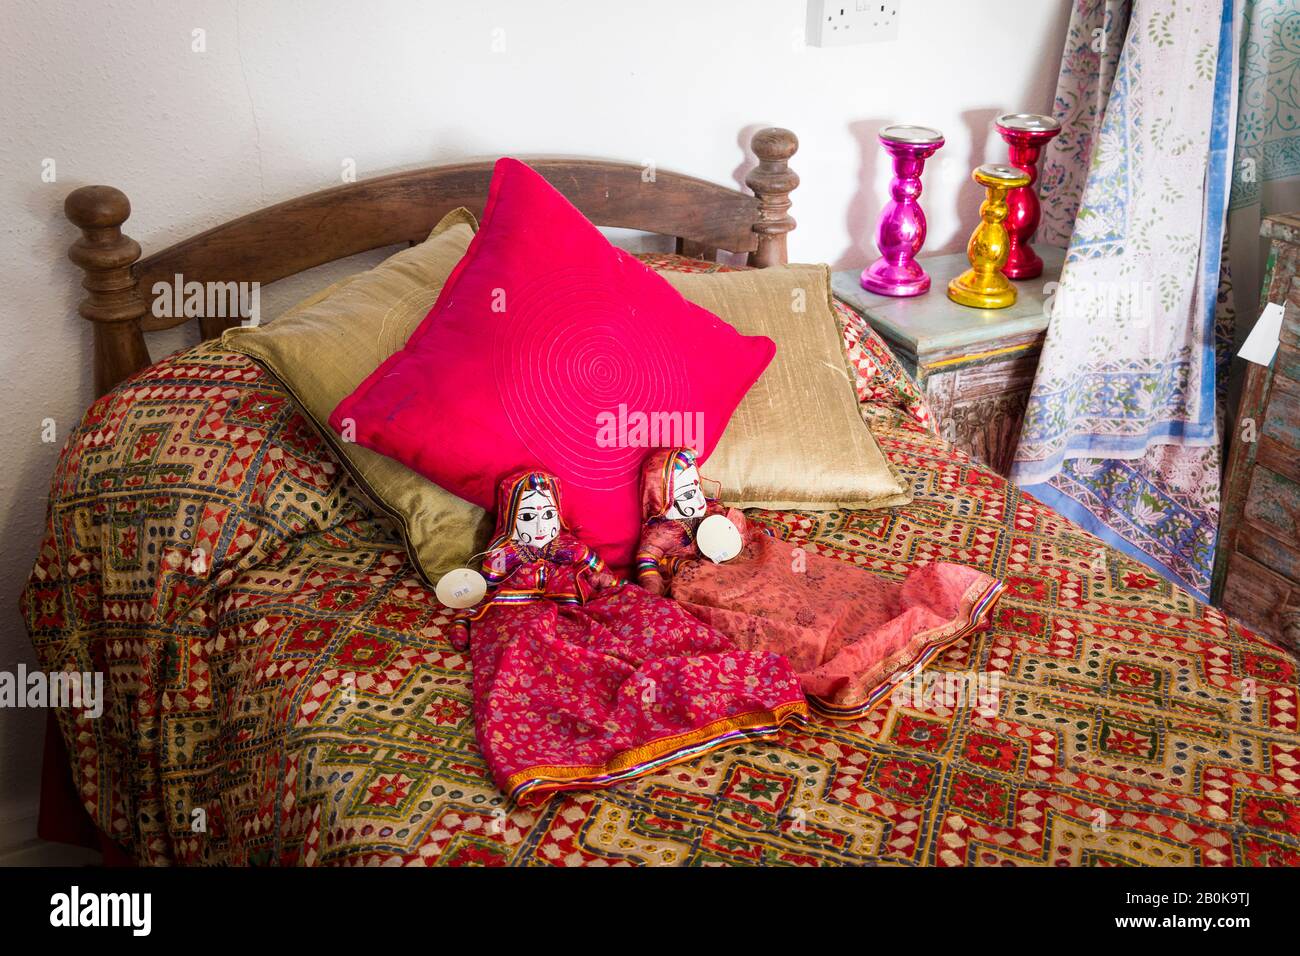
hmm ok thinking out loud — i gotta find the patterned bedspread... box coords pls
[22,258,1300,866]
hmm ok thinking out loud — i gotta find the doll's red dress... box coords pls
[635,449,1003,719]
[452,470,806,803]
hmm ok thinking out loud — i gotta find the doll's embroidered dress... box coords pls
[635,448,1004,719]
[451,470,807,803]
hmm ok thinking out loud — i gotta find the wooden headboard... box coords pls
[64,127,799,398]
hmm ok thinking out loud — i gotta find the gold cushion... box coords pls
[223,208,492,580]
[661,264,912,510]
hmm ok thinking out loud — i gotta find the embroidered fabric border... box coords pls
[506,700,808,803]
[808,580,1004,721]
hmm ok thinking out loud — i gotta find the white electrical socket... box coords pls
[806,0,901,47]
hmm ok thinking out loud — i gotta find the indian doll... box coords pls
[450,469,807,804]
[635,448,1004,720]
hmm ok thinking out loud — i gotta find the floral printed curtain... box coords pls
[1012,0,1243,600]
[1222,2,1300,373]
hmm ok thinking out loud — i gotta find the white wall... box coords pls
[0,0,1069,855]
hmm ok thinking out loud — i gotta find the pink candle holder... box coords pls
[995,113,1061,280]
[860,125,945,297]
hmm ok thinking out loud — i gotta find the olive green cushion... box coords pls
[223,208,492,581]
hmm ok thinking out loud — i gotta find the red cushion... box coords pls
[330,158,774,572]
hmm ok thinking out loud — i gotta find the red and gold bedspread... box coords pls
[23,266,1300,866]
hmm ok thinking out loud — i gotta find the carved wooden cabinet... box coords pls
[1214,213,1300,653]
[832,248,1061,476]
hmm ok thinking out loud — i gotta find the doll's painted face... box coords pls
[512,488,560,547]
[665,462,707,520]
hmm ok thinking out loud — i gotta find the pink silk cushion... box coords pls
[330,158,775,572]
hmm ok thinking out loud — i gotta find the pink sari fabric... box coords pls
[453,470,807,804]
[636,449,1004,719]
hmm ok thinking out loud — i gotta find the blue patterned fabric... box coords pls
[1232,2,1300,209]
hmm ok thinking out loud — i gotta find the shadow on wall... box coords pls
[0,445,71,845]
[728,122,774,269]
[955,106,1005,242]
[730,122,765,190]
[835,118,890,271]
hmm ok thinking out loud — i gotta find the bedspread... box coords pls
[22,266,1300,866]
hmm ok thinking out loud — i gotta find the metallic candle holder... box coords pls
[948,163,1031,310]
[995,112,1062,280]
[859,125,945,297]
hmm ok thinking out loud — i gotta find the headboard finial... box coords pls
[65,184,132,230]
[65,185,151,397]
[746,127,799,267]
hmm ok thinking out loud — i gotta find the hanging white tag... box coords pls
[696,513,743,564]
[1239,302,1285,367]
[435,568,487,609]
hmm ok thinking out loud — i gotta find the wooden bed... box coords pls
[41,128,801,858]
[29,121,1300,866]
[63,127,799,398]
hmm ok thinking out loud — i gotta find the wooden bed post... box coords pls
[745,128,799,268]
[65,186,150,398]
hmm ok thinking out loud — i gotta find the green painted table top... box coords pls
[831,247,1065,361]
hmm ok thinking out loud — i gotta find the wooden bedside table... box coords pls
[832,247,1063,475]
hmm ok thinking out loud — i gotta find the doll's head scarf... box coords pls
[487,469,569,554]
[639,448,717,521]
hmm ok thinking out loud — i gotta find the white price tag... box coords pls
[1238,302,1285,367]
[697,513,743,564]
[435,568,487,609]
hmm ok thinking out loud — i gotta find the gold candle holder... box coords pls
[948,163,1032,310]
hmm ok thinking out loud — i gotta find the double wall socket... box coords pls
[806,0,901,47]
